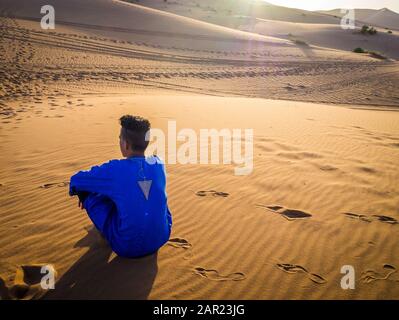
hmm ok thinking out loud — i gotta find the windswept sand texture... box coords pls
[0,0,399,300]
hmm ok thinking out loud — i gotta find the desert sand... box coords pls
[0,0,399,300]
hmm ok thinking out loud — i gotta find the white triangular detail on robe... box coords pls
[138,180,152,200]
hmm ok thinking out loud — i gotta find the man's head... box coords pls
[119,115,151,157]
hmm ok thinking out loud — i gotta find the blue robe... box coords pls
[69,155,172,258]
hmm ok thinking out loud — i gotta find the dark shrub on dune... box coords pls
[353,47,366,53]
[361,25,378,35]
[353,48,387,60]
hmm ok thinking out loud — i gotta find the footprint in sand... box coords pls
[343,212,397,225]
[195,190,229,198]
[193,267,246,281]
[168,237,192,249]
[167,238,193,259]
[256,204,312,221]
[39,181,69,189]
[0,264,56,300]
[361,264,397,284]
[284,85,294,91]
[372,215,398,225]
[343,212,372,223]
[319,164,338,171]
[277,263,327,284]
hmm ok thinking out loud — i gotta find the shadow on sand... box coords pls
[43,227,158,299]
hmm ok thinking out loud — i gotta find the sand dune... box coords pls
[1,0,398,114]
[363,8,399,30]
[0,0,287,45]
[135,0,399,60]
[133,0,342,24]
[0,0,399,300]
[135,0,399,30]
[320,8,399,31]
[244,19,399,60]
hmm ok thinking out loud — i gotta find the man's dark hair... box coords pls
[119,115,151,152]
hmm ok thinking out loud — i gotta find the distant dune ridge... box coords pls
[319,7,399,30]
[0,0,286,43]
[130,0,399,60]
[131,0,399,29]
[0,0,399,300]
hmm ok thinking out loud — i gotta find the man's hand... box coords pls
[77,191,90,210]
[78,199,85,210]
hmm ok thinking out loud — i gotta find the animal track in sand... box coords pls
[193,267,246,281]
[276,263,327,284]
[39,181,69,189]
[361,264,397,284]
[256,204,312,221]
[343,212,398,225]
[195,190,229,197]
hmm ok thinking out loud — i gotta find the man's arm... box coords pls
[69,160,120,200]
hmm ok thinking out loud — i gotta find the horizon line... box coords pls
[262,1,399,15]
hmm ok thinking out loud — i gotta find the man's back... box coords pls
[70,155,172,258]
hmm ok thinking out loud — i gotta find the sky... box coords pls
[265,0,399,14]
